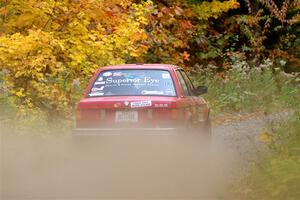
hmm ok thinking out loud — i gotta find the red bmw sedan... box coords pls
[74,64,211,136]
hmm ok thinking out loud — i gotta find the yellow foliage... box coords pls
[0,0,153,119]
[193,0,240,20]
[0,0,240,120]
[260,130,272,143]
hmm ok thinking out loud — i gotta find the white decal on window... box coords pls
[106,77,142,84]
[94,81,105,85]
[91,86,104,92]
[141,90,164,95]
[103,72,112,77]
[113,72,123,76]
[162,73,171,79]
[144,77,160,84]
[89,92,104,96]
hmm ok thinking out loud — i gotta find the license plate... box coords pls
[115,111,138,123]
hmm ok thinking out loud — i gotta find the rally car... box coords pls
[74,64,211,136]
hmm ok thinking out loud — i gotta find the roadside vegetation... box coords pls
[194,63,300,116]
[0,0,299,199]
[192,61,300,200]
[232,111,300,200]
[193,59,300,200]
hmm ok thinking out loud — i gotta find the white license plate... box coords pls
[115,111,138,123]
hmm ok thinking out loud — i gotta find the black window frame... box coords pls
[179,70,196,96]
[175,69,190,97]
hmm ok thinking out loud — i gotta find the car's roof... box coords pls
[98,64,181,71]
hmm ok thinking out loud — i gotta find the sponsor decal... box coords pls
[162,73,171,79]
[144,77,159,84]
[102,77,160,86]
[130,100,152,108]
[98,77,104,81]
[113,72,123,76]
[103,72,112,77]
[94,81,105,85]
[106,77,141,84]
[89,92,104,96]
[91,86,104,92]
[165,90,175,95]
[141,90,164,95]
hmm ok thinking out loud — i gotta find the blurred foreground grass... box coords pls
[234,112,300,200]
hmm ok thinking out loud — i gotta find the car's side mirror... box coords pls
[195,85,208,95]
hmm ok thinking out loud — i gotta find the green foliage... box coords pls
[188,0,300,71]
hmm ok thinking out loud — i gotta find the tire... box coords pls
[203,119,212,139]
[194,119,212,143]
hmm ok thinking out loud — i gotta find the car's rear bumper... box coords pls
[73,127,182,135]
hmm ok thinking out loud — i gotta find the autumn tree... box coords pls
[141,0,240,69]
[0,0,153,120]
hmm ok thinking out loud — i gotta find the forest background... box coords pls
[0,1,299,199]
[0,0,299,121]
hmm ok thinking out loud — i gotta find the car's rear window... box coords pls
[88,69,176,97]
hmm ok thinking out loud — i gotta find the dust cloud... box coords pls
[1,127,239,200]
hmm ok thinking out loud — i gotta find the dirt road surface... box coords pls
[1,113,285,200]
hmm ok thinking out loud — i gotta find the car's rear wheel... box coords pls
[188,119,212,143]
[202,119,212,141]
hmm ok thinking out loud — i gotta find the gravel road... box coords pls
[1,113,288,200]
